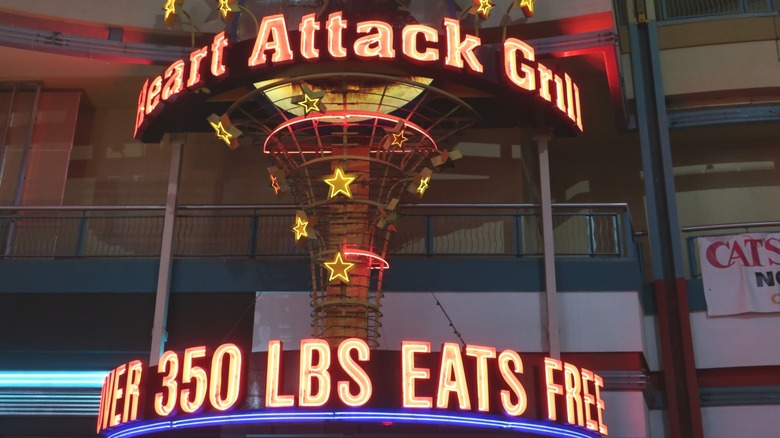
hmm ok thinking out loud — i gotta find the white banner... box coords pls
[697,233,780,316]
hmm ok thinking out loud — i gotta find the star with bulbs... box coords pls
[518,0,535,17]
[209,120,233,146]
[477,0,494,18]
[323,252,355,284]
[324,167,357,199]
[416,176,430,196]
[391,130,408,148]
[292,216,309,241]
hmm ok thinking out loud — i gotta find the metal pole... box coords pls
[150,136,183,366]
[536,134,560,359]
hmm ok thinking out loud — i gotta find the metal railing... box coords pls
[0,204,636,259]
[683,221,780,277]
[657,0,776,20]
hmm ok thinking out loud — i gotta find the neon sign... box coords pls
[97,339,608,437]
[134,10,584,140]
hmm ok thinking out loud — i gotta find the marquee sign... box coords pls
[133,10,584,142]
[96,339,607,438]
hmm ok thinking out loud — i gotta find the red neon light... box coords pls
[354,21,395,59]
[211,31,229,77]
[326,12,348,59]
[299,13,320,60]
[343,249,390,270]
[248,14,294,67]
[262,111,437,154]
[443,18,483,73]
[402,25,439,63]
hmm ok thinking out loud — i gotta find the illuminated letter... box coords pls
[554,74,566,113]
[180,346,208,413]
[498,350,527,416]
[402,25,439,63]
[299,13,320,60]
[565,73,576,122]
[209,343,243,411]
[162,60,185,101]
[134,79,148,138]
[299,339,331,407]
[154,351,179,416]
[248,14,294,67]
[109,364,126,427]
[96,375,108,433]
[538,63,554,102]
[574,82,583,131]
[581,369,598,432]
[211,31,229,77]
[595,373,608,435]
[265,340,295,407]
[187,46,209,88]
[402,341,432,408]
[337,338,372,407]
[326,12,348,59]
[443,18,483,73]
[100,371,115,431]
[465,345,496,412]
[122,361,143,423]
[354,21,395,59]
[563,362,584,426]
[503,38,536,91]
[145,76,162,115]
[436,343,471,410]
[544,358,564,421]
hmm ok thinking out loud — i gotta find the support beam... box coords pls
[536,134,560,359]
[627,1,703,436]
[150,136,183,366]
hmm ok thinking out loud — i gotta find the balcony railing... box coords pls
[657,0,776,21]
[0,204,636,259]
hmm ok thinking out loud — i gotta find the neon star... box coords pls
[209,120,233,146]
[416,176,430,196]
[391,130,408,148]
[270,175,281,195]
[163,0,176,19]
[324,167,357,199]
[323,252,355,284]
[292,216,309,241]
[217,0,232,18]
[518,0,535,17]
[477,0,494,18]
[297,93,322,115]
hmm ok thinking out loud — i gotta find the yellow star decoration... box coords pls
[292,216,309,241]
[518,0,535,17]
[391,130,408,148]
[209,120,233,146]
[416,176,430,196]
[477,0,494,18]
[323,252,355,284]
[163,0,177,21]
[324,167,357,199]
[297,93,322,115]
[269,175,281,195]
[217,0,232,18]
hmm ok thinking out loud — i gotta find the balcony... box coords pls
[0,203,642,294]
[656,0,777,21]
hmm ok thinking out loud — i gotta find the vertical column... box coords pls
[627,1,703,437]
[150,135,184,366]
[536,134,560,359]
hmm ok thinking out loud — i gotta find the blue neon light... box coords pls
[0,371,107,388]
[104,410,600,438]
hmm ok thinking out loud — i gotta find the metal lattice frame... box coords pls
[225,73,479,348]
